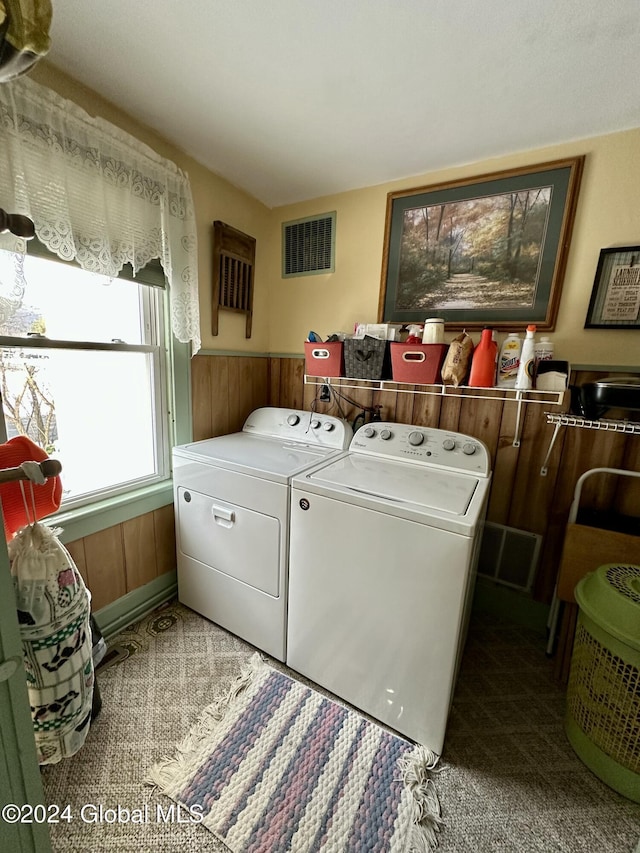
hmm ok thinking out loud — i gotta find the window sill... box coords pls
[47,480,174,544]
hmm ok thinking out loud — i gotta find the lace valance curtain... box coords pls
[0,75,201,353]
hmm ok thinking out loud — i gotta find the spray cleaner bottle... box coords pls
[404,324,423,344]
[515,325,536,390]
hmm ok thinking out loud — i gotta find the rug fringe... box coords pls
[145,652,265,794]
[398,745,443,852]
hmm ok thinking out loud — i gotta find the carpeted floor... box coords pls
[41,601,640,853]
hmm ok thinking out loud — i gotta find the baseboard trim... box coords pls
[94,571,177,640]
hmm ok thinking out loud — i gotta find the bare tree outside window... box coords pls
[0,252,57,451]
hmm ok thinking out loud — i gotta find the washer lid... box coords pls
[173,433,340,482]
[302,453,480,516]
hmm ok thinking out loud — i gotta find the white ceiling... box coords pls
[47,0,640,208]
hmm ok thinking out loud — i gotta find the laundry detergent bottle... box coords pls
[515,325,536,390]
[497,333,522,388]
[468,327,498,387]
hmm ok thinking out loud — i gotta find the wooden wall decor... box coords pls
[212,220,256,337]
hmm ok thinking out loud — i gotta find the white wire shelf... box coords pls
[545,413,640,433]
[540,412,640,476]
[304,375,566,406]
[305,375,567,449]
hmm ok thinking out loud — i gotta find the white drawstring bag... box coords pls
[9,515,94,765]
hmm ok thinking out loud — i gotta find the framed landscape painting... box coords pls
[378,157,584,331]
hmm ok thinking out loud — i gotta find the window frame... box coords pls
[0,241,192,542]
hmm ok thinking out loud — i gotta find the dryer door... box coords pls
[176,486,280,595]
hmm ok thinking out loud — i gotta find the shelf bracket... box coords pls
[540,420,563,476]
[512,393,525,447]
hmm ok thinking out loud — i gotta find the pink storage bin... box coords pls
[304,341,344,377]
[390,343,448,384]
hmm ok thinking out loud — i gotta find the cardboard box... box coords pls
[390,343,448,384]
[304,341,344,377]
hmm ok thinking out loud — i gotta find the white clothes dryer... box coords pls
[173,407,352,661]
[287,422,491,754]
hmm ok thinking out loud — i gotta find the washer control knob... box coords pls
[322,421,335,431]
[310,419,321,429]
[442,438,456,451]
[462,442,477,455]
[287,414,300,426]
[380,428,392,441]
[408,431,424,446]
[363,427,376,438]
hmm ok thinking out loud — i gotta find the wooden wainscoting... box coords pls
[269,358,640,604]
[65,504,176,612]
[67,352,639,619]
[191,353,270,440]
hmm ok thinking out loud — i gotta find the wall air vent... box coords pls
[477,522,542,593]
[282,212,336,278]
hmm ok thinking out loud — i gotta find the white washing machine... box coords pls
[173,407,352,662]
[287,422,491,754]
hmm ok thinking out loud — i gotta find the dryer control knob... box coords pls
[442,438,456,451]
[380,428,392,440]
[287,414,300,426]
[310,419,321,429]
[408,431,424,446]
[322,421,335,431]
[363,426,376,438]
[462,442,477,455]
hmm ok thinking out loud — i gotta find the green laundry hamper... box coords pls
[565,563,640,803]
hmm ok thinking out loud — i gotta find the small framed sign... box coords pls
[585,246,640,328]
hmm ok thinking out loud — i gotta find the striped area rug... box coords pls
[147,653,442,852]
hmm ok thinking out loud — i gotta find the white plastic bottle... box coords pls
[534,336,554,365]
[497,333,522,388]
[422,318,445,344]
[515,325,536,390]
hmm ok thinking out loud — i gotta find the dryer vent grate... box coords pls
[478,522,541,592]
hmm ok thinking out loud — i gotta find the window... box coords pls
[0,244,171,509]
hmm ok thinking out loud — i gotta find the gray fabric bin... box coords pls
[344,337,391,380]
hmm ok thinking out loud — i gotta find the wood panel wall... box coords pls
[269,357,640,603]
[70,353,640,617]
[65,504,176,612]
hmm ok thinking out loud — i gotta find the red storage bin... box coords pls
[390,343,447,384]
[304,341,344,377]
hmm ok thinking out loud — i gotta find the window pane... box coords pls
[1,347,160,503]
[0,250,145,344]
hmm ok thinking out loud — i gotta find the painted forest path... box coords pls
[418,272,533,310]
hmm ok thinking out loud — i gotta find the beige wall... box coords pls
[30,65,640,367]
[267,130,640,367]
[32,62,273,353]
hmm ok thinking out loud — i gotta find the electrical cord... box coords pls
[322,384,384,430]
[312,382,383,430]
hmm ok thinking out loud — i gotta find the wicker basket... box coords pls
[565,563,640,802]
[344,337,391,380]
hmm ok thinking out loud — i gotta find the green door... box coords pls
[0,536,52,852]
